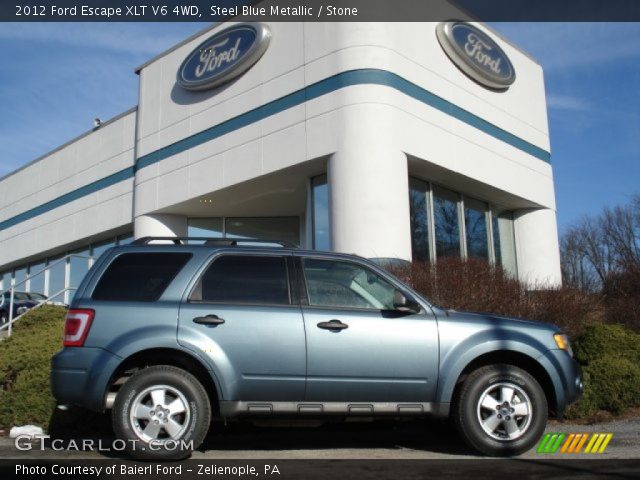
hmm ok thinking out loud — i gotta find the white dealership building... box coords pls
[0,20,561,302]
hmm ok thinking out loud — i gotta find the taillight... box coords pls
[63,309,95,347]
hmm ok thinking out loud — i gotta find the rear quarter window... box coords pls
[190,255,290,305]
[92,252,192,302]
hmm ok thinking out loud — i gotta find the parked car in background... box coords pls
[1,291,37,324]
[37,293,69,308]
[27,292,48,303]
[0,291,60,324]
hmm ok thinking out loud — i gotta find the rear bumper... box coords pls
[51,347,122,412]
[537,349,583,416]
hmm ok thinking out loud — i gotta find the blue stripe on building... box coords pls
[0,167,134,231]
[0,68,550,232]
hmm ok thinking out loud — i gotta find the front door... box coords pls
[178,253,306,401]
[299,256,439,402]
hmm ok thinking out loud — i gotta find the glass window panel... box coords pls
[29,260,47,295]
[433,186,461,259]
[464,197,489,260]
[93,253,192,302]
[302,258,396,310]
[225,217,299,246]
[48,256,66,301]
[493,215,501,265]
[187,218,223,243]
[193,255,290,305]
[0,271,9,291]
[70,248,91,290]
[13,266,28,291]
[493,211,517,276]
[311,175,330,251]
[409,178,431,262]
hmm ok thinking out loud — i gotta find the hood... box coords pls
[432,307,564,359]
[437,307,560,334]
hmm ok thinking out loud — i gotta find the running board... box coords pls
[219,401,450,418]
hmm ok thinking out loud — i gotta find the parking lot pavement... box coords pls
[0,413,638,460]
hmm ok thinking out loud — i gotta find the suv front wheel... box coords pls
[112,365,211,460]
[453,364,547,456]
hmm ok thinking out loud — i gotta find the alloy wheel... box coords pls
[129,384,191,443]
[476,382,533,441]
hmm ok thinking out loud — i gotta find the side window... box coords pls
[191,255,290,305]
[302,258,396,310]
[92,252,192,302]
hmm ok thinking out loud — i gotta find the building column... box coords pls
[514,208,562,287]
[134,214,187,239]
[328,107,412,262]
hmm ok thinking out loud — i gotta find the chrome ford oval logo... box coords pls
[178,23,271,91]
[436,22,515,90]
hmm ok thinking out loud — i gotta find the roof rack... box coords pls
[131,237,298,248]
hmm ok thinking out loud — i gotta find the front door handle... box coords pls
[317,319,349,331]
[193,314,225,326]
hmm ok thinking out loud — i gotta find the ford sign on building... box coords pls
[177,23,271,91]
[0,19,561,301]
[436,22,516,89]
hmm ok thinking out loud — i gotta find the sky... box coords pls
[0,22,639,234]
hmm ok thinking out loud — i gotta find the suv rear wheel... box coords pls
[112,365,211,460]
[453,364,547,456]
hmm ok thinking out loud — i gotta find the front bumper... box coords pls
[537,348,583,416]
[51,347,122,412]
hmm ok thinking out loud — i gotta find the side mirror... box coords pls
[393,290,421,314]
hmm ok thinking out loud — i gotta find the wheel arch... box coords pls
[448,350,558,416]
[105,347,221,415]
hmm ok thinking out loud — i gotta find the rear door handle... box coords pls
[193,314,225,326]
[317,319,349,331]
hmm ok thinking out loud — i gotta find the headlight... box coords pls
[554,333,573,357]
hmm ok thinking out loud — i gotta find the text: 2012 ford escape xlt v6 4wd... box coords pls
[51,237,582,460]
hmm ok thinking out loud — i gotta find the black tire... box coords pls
[112,365,211,460]
[453,364,547,456]
[0,312,7,325]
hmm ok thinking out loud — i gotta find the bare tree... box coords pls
[560,194,640,291]
[561,221,607,292]
[601,197,640,269]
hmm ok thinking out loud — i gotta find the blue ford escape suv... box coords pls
[51,237,582,460]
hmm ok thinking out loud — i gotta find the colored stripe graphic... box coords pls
[584,433,599,453]
[597,433,613,453]
[585,433,614,454]
[573,433,589,453]
[537,433,565,453]
[567,433,586,453]
[539,433,613,454]
[560,433,575,453]
[549,433,566,453]
[537,433,552,453]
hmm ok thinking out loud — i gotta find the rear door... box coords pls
[299,256,439,403]
[178,253,306,401]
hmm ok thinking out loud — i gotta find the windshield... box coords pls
[28,293,47,301]
[11,292,31,301]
